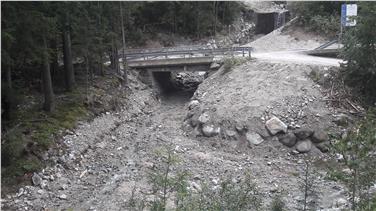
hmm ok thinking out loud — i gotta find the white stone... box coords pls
[265,116,287,135]
[198,113,210,124]
[246,132,264,145]
[296,140,312,153]
[202,124,220,137]
[188,100,200,110]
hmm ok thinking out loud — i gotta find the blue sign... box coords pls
[341,4,347,26]
[341,4,357,27]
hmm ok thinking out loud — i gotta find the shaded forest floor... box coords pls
[1,68,136,195]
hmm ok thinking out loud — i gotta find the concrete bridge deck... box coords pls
[127,57,214,69]
[123,47,252,70]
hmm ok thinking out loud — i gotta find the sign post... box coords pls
[340,4,357,45]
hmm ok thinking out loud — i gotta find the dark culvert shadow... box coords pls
[152,71,196,104]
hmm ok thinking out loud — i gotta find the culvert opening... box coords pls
[152,71,203,102]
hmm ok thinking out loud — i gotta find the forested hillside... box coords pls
[1,1,241,184]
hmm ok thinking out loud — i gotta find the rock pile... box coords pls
[185,99,331,154]
[171,71,208,92]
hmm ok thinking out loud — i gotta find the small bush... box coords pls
[222,56,250,75]
[341,2,376,105]
[289,2,340,37]
[127,146,262,211]
[271,195,285,211]
[334,107,376,210]
[178,174,261,211]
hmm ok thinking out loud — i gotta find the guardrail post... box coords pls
[165,52,168,59]
[242,48,245,57]
[248,48,251,58]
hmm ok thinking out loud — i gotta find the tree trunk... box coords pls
[213,1,217,36]
[196,2,200,39]
[3,64,13,121]
[120,1,128,86]
[6,64,12,89]
[50,36,59,78]
[99,54,104,76]
[97,1,105,77]
[110,38,115,70]
[113,45,120,74]
[42,35,55,112]
[63,28,75,91]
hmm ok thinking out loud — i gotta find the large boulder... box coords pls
[188,100,200,110]
[311,130,329,143]
[32,173,42,186]
[296,139,313,153]
[278,132,297,147]
[202,124,220,137]
[210,62,221,69]
[316,141,330,153]
[225,130,237,139]
[294,129,313,140]
[246,132,264,145]
[198,112,210,124]
[265,116,287,135]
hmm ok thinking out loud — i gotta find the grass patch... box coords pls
[1,89,88,181]
[221,56,251,75]
[126,147,262,210]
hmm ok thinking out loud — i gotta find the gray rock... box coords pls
[333,114,352,127]
[188,100,200,110]
[190,181,202,192]
[225,130,237,138]
[210,62,221,69]
[235,124,247,133]
[198,113,210,124]
[17,188,25,197]
[278,133,297,147]
[294,129,313,140]
[58,194,67,200]
[246,132,264,145]
[296,139,312,153]
[32,173,42,186]
[311,130,329,143]
[202,124,220,137]
[316,142,330,153]
[265,116,287,135]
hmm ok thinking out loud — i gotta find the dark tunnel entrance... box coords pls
[152,71,196,103]
[255,11,289,35]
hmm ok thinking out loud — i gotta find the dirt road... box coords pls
[252,50,342,66]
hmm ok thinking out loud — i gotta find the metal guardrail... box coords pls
[315,39,338,50]
[122,47,253,61]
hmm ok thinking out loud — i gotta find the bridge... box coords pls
[124,46,252,70]
[122,46,252,89]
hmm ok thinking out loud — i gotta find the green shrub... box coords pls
[222,56,250,74]
[334,107,376,210]
[177,174,261,211]
[289,2,341,37]
[127,147,262,211]
[341,2,376,105]
[271,195,285,211]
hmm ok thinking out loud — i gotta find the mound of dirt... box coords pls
[184,59,343,152]
[243,24,326,52]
